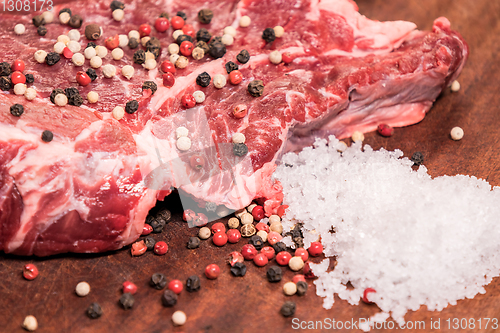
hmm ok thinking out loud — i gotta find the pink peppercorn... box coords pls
[251,206,265,221]
[142,224,153,236]
[308,242,323,257]
[213,231,228,246]
[205,264,220,279]
[255,222,269,233]
[241,244,258,260]
[227,229,241,243]
[260,246,275,260]
[267,231,282,245]
[228,251,244,266]
[276,251,292,266]
[131,240,147,256]
[168,279,183,294]
[122,281,138,294]
[23,264,39,280]
[154,241,168,255]
[295,248,309,262]
[292,274,306,284]
[362,288,376,304]
[377,124,394,137]
[253,253,268,267]
[163,73,175,87]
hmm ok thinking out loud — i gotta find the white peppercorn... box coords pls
[68,29,81,41]
[14,83,27,96]
[213,74,226,89]
[191,47,204,60]
[176,136,191,151]
[270,222,283,234]
[176,126,189,138]
[102,64,116,78]
[172,29,183,40]
[25,87,37,100]
[198,227,211,240]
[34,50,47,63]
[59,12,71,24]
[90,56,102,69]
[175,56,189,69]
[283,282,297,296]
[145,51,155,61]
[143,59,157,70]
[84,47,97,59]
[67,41,81,53]
[240,212,254,225]
[121,65,134,79]
[168,43,180,54]
[288,256,305,271]
[223,26,237,37]
[450,126,464,140]
[450,80,460,92]
[170,54,180,65]
[118,34,129,47]
[54,42,66,54]
[41,11,54,24]
[269,50,282,64]
[351,131,364,143]
[54,93,68,106]
[232,133,246,144]
[235,208,247,218]
[336,140,348,152]
[87,91,99,103]
[239,15,251,27]
[257,230,268,242]
[14,24,26,35]
[57,34,70,45]
[95,45,108,58]
[247,204,257,213]
[112,106,125,120]
[269,215,281,224]
[71,53,85,66]
[273,26,285,38]
[141,36,150,47]
[112,48,124,60]
[228,217,240,229]
[75,281,91,296]
[221,34,234,46]
[192,90,205,103]
[112,9,125,21]
[22,315,38,332]
[128,30,140,40]
[172,310,187,326]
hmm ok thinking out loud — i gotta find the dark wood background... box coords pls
[2,0,500,332]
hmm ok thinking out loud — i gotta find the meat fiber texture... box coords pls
[0,0,468,256]
[275,136,500,329]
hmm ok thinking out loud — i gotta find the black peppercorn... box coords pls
[157,209,172,222]
[85,24,101,40]
[198,8,213,24]
[176,11,187,21]
[248,80,264,97]
[65,87,83,107]
[225,61,238,74]
[266,266,282,282]
[59,8,72,16]
[146,37,161,58]
[0,77,12,91]
[125,100,139,114]
[196,41,210,54]
[143,236,156,251]
[236,49,250,64]
[208,36,222,46]
[10,104,24,117]
[411,151,424,166]
[32,15,45,27]
[110,0,125,11]
[186,275,200,292]
[196,72,211,87]
[281,301,296,317]
[119,293,134,310]
[128,37,139,49]
[296,281,308,296]
[162,289,178,307]
[149,217,166,233]
[196,28,211,43]
[41,130,53,143]
[176,34,193,45]
[0,62,11,76]
[208,41,226,59]
[68,15,83,28]
[262,28,276,43]
[133,49,146,65]
[87,302,103,319]
[230,262,247,277]
[142,81,158,95]
[150,273,167,290]
[50,89,65,104]
[159,12,169,19]
[205,201,217,212]
[37,25,47,36]
[87,42,96,48]
[25,74,34,84]
[272,242,287,254]
[86,68,97,81]
[187,237,201,249]
[233,143,248,157]
[45,52,61,66]
[249,235,264,250]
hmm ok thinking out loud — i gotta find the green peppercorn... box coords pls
[225,61,238,74]
[150,273,167,290]
[68,15,83,28]
[87,302,103,319]
[186,237,201,249]
[0,62,11,76]
[281,301,296,317]
[230,262,247,277]
[236,49,250,64]
[162,289,178,307]
[86,68,97,81]
[41,130,53,143]
[249,235,264,250]
[142,81,158,95]
[128,37,139,49]
[10,104,24,117]
[209,41,226,59]
[176,11,187,21]
[125,100,139,114]
[25,74,34,84]
[262,28,276,43]
[119,293,134,310]
[110,0,125,11]
[196,72,211,87]
[266,266,282,282]
[233,143,248,157]
[0,77,12,91]
[198,8,213,24]
[45,52,61,66]
[296,281,308,296]
[32,15,45,27]
[176,34,193,45]
[196,28,212,43]
[185,275,200,292]
[133,49,146,64]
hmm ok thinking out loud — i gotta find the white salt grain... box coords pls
[274,136,500,326]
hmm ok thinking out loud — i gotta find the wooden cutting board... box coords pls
[2,0,500,332]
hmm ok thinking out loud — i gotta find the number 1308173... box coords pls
[2,0,53,12]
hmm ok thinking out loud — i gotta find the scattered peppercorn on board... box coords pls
[2,0,500,332]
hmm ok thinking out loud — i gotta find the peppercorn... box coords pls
[196,41,210,54]
[87,42,96,49]
[45,52,60,66]
[36,25,47,36]
[281,301,296,317]
[143,236,156,251]
[41,130,53,142]
[150,273,167,290]
[193,73,211,89]
[23,263,39,280]
[265,266,282,283]
[209,41,226,59]
[149,217,166,233]
[159,12,169,19]
[65,87,83,107]
[236,49,250,64]
[262,28,276,43]
[186,275,201,292]
[0,76,11,91]
[68,15,83,28]
[10,104,24,117]
[272,242,287,253]
[50,88,65,104]
[122,100,138,114]
[25,74,34,84]
[411,151,424,166]
[146,36,161,51]
[296,281,308,296]
[133,49,146,65]
[59,8,72,16]
[241,223,256,237]
[362,288,376,303]
[110,0,125,11]
[119,292,134,310]
[231,262,247,277]
[176,34,193,45]
[197,8,213,24]
[142,81,158,95]
[249,235,264,250]
[87,302,103,319]
[248,80,264,97]
[32,15,45,27]
[225,61,238,74]
[0,62,11,76]
[162,289,178,307]
[187,236,201,249]
[209,35,222,46]
[128,37,139,49]
[233,143,248,157]
[196,28,211,43]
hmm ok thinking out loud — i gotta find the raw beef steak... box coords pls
[0,0,468,255]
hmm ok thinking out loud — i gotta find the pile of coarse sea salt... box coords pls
[274,136,500,330]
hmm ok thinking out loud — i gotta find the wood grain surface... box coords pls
[2,0,500,332]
